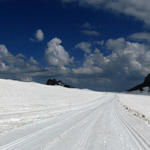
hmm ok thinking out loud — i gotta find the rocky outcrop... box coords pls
[128,74,150,92]
[46,79,73,88]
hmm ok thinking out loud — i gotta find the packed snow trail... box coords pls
[0,93,150,150]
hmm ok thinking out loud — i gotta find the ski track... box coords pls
[0,93,150,150]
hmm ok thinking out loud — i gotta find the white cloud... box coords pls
[73,66,103,74]
[0,62,8,71]
[0,45,9,56]
[81,30,100,36]
[35,29,44,41]
[95,40,104,46]
[1,36,150,91]
[129,32,150,42]
[0,44,42,81]
[82,22,93,29]
[30,29,44,42]
[106,38,126,50]
[45,37,73,68]
[29,57,39,65]
[73,49,106,74]
[62,0,150,26]
[72,38,150,90]
[105,38,150,75]
[75,42,91,53]
[81,22,100,36]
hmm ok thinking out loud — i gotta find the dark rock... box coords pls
[128,74,150,92]
[46,79,73,88]
[144,74,150,85]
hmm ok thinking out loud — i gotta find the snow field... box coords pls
[0,79,150,149]
[0,79,105,133]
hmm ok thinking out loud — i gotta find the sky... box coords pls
[0,0,150,91]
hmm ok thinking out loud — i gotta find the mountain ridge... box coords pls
[128,74,150,92]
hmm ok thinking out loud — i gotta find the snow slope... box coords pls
[0,79,150,150]
[118,93,150,123]
[0,79,104,133]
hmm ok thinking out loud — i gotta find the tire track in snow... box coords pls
[0,94,150,150]
[114,96,150,150]
[42,102,106,150]
[0,94,108,145]
[0,95,111,150]
[116,110,150,149]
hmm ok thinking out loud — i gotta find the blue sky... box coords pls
[0,0,150,91]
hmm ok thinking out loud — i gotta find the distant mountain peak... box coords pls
[128,74,150,93]
[144,74,150,85]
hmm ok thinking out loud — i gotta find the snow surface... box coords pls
[118,93,150,123]
[0,79,150,149]
[0,79,104,134]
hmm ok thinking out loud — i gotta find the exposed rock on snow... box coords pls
[128,73,150,93]
[46,79,73,88]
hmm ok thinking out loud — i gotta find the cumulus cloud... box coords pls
[81,22,100,36]
[35,29,44,41]
[82,22,92,29]
[106,38,126,50]
[73,65,103,74]
[0,40,74,88]
[0,44,42,81]
[81,30,100,36]
[62,0,150,26]
[72,38,150,91]
[75,42,92,53]
[95,40,104,46]
[30,29,44,42]
[45,37,73,68]
[73,48,107,74]
[1,36,150,91]
[29,57,39,65]
[129,32,150,42]
[105,38,150,75]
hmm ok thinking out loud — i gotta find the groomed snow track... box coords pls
[0,93,150,150]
